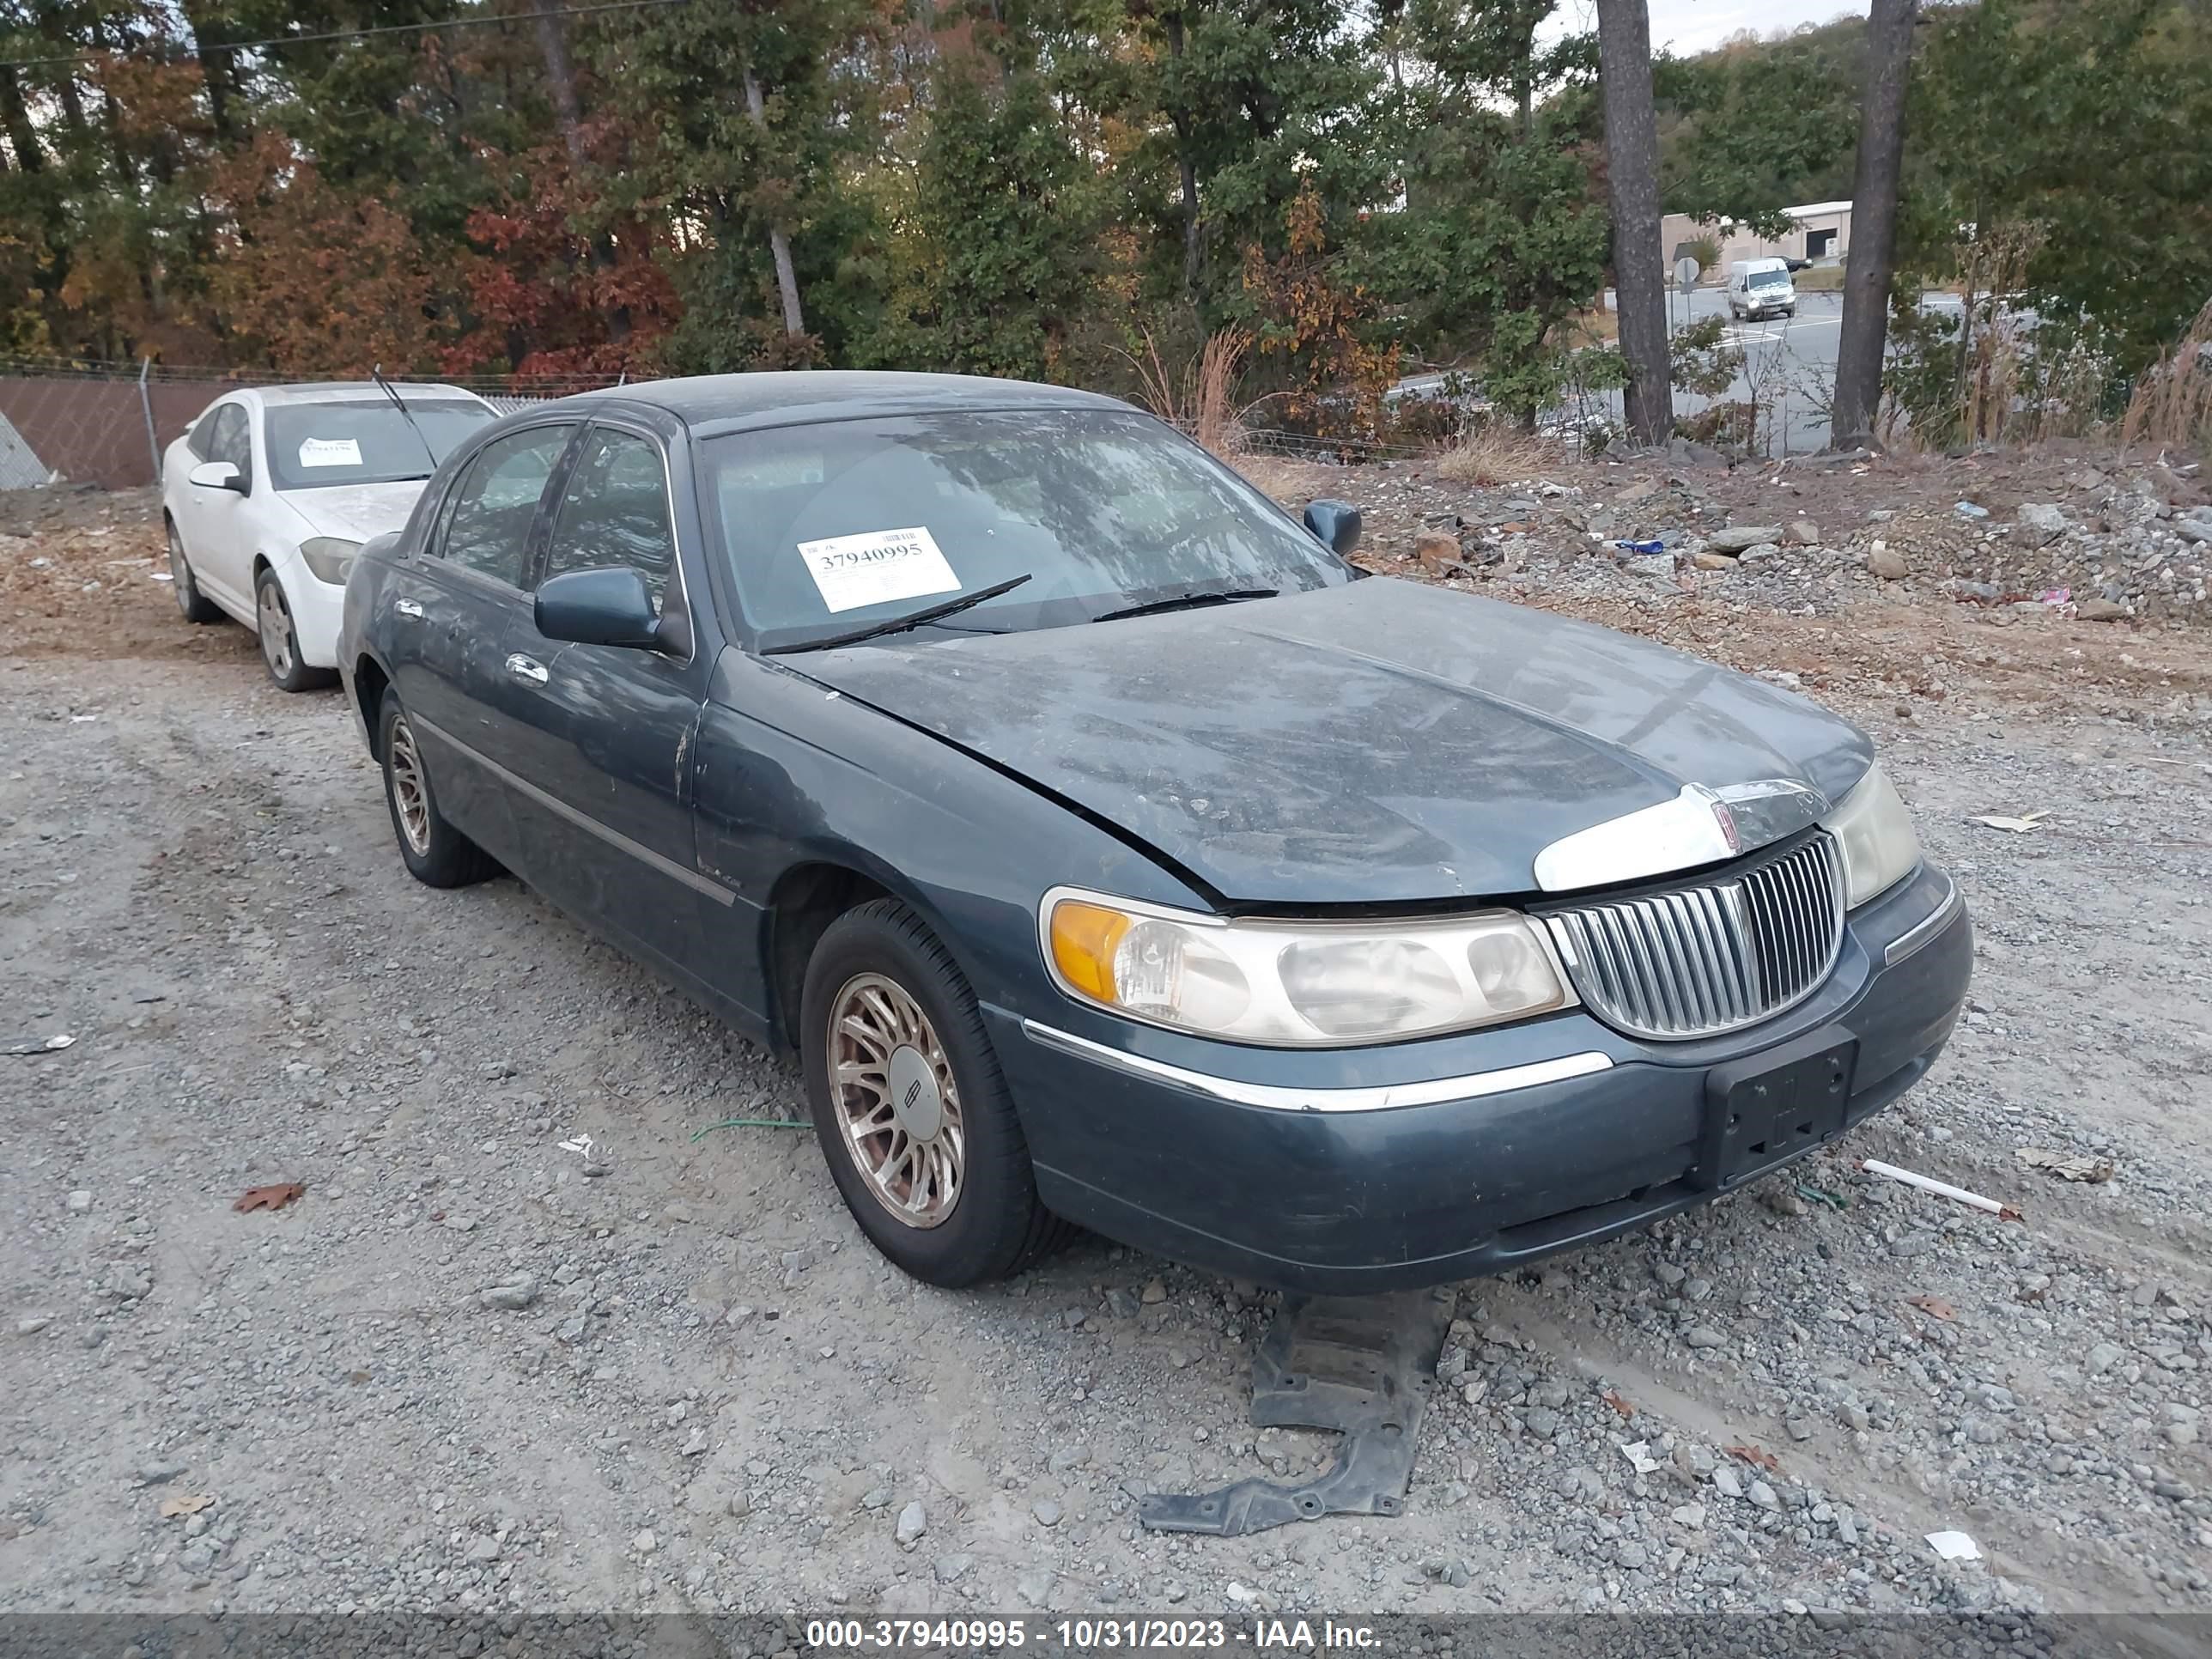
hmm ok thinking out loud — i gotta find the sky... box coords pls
[1553,0,1871,57]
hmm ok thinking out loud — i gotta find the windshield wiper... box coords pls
[763,573,1034,655]
[1088,586,1277,624]
[371,365,441,471]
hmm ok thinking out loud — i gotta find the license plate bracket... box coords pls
[1697,1032,1857,1191]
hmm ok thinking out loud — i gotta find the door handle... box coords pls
[394,599,424,619]
[506,653,550,686]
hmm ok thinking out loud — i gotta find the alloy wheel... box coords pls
[825,971,964,1229]
[386,714,433,857]
[258,581,296,680]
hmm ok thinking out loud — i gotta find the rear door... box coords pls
[500,417,722,977]
[385,422,580,871]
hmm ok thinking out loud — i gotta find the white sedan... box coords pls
[161,382,501,690]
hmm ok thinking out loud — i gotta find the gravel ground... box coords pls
[3,460,2211,1624]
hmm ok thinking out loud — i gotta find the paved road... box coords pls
[1397,289,1965,456]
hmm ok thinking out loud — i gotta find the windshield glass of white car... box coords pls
[265,399,497,492]
[1749,270,1791,290]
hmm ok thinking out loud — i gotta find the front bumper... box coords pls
[999,860,1969,1293]
[276,555,347,670]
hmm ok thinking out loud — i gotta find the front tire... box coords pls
[167,521,222,624]
[800,899,1070,1287]
[378,689,499,888]
[254,568,336,692]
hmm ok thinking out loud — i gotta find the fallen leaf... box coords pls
[159,1492,214,1518]
[1601,1389,1635,1419]
[1906,1294,1956,1321]
[233,1182,305,1213]
[1967,811,2048,834]
[2015,1147,2114,1183]
[1726,1444,1781,1474]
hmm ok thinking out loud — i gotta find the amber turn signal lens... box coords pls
[1048,900,1131,1003]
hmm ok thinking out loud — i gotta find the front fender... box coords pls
[696,647,1206,1035]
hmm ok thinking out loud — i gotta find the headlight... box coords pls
[1042,888,1574,1046]
[1821,764,1921,907]
[299,537,363,585]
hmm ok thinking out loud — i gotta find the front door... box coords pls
[177,401,257,615]
[387,422,579,869]
[498,421,719,979]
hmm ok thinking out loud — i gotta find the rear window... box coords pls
[265,399,497,492]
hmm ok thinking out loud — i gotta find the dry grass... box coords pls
[1118,327,1276,458]
[1227,453,1341,502]
[1561,306,1619,346]
[2122,297,2212,457]
[1433,422,1564,487]
[1795,264,1847,291]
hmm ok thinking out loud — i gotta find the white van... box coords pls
[1727,258,1797,322]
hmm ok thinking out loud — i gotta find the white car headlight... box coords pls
[299,537,363,586]
[1041,888,1575,1046]
[1822,763,1921,907]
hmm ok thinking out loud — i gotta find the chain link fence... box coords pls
[0,356,1477,491]
[0,358,630,491]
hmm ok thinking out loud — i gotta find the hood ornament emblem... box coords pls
[1533,777,1834,894]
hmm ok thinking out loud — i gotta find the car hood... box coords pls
[792,578,1872,906]
[279,480,428,544]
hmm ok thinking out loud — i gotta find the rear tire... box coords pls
[800,898,1072,1287]
[255,567,337,693]
[167,521,222,624]
[378,689,499,888]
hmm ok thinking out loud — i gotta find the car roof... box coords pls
[555,371,1133,439]
[246,382,490,407]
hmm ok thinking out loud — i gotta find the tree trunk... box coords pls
[743,66,806,338]
[1595,0,1673,446]
[0,67,44,172]
[1162,10,1201,300]
[533,4,586,167]
[179,0,241,143]
[1832,0,1918,447]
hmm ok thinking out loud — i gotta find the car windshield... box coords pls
[1749,269,1791,289]
[703,409,1351,652]
[265,399,497,492]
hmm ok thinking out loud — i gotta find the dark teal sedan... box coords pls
[338,372,1970,1292]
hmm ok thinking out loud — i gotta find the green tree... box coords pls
[1371,0,1609,427]
[1657,19,1867,226]
[1062,0,1382,317]
[598,0,896,368]
[862,42,1102,381]
[1903,0,2212,383]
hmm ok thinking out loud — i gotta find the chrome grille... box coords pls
[1541,834,1844,1040]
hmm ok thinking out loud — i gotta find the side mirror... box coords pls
[535,566,663,650]
[188,459,246,494]
[1303,498,1362,556]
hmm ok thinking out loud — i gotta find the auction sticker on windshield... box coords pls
[799,526,960,614]
[298,438,363,468]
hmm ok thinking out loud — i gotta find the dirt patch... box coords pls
[0,485,257,667]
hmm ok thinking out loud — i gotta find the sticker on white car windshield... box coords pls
[798,526,959,614]
[298,437,363,468]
